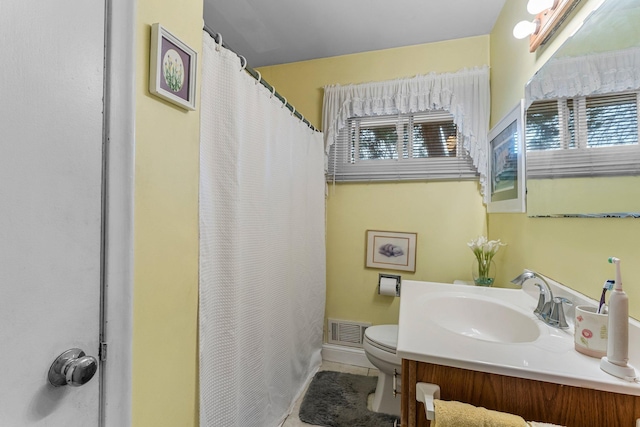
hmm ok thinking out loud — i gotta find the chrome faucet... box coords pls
[511,271,554,320]
[510,271,573,329]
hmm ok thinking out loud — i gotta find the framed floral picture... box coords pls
[365,230,417,272]
[487,100,526,213]
[149,23,197,110]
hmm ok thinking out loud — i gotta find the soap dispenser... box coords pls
[600,257,638,380]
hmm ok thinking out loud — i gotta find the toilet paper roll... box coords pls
[379,277,399,296]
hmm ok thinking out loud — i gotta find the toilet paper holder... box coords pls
[378,274,401,297]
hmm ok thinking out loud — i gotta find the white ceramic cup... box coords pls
[574,305,608,358]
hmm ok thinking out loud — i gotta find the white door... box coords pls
[0,0,105,425]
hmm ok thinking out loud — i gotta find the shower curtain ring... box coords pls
[255,70,262,85]
[290,106,295,116]
[270,86,276,98]
[239,55,247,71]
[281,97,287,108]
[215,33,222,51]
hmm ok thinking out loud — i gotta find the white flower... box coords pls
[467,236,506,284]
[468,236,506,279]
[467,235,487,251]
[468,236,505,257]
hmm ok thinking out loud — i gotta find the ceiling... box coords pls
[203,0,507,68]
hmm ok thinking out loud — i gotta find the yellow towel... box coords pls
[432,399,528,427]
[527,423,565,427]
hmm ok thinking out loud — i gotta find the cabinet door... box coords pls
[404,359,640,427]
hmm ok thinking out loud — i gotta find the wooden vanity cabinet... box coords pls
[401,359,640,427]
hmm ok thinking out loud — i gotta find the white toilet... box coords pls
[363,324,402,416]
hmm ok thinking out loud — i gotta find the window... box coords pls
[526,92,640,178]
[327,111,478,182]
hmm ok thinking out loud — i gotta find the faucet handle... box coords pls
[548,297,573,329]
[553,296,573,306]
[532,283,547,317]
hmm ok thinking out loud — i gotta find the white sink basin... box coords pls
[426,294,540,343]
[397,280,640,398]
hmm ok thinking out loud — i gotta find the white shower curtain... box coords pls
[199,33,326,427]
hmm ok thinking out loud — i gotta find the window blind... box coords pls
[585,93,638,147]
[327,111,478,182]
[526,92,640,178]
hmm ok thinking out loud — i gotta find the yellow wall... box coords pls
[259,37,490,327]
[326,182,486,325]
[259,36,491,130]
[133,0,202,426]
[490,0,640,319]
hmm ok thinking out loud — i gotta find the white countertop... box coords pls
[396,279,640,396]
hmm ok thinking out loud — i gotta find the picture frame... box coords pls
[149,23,197,111]
[487,100,526,213]
[365,230,417,272]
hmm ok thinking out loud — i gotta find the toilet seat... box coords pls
[364,324,398,353]
[364,325,401,367]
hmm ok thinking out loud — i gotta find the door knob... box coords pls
[48,348,98,387]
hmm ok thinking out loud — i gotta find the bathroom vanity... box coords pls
[401,360,640,426]
[396,280,640,427]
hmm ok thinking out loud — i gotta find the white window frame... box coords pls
[526,91,640,178]
[327,110,478,182]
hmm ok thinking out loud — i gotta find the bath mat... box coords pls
[298,370,400,427]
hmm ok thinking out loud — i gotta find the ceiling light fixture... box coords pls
[513,0,557,40]
[513,19,540,39]
[526,0,558,15]
[514,0,580,52]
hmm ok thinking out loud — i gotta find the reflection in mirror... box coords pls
[525,0,640,217]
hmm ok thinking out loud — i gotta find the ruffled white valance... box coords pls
[322,66,491,195]
[526,46,640,109]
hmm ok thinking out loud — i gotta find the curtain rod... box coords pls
[203,25,318,132]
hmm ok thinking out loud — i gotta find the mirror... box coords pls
[525,0,640,217]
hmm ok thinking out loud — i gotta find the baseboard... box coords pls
[321,343,375,369]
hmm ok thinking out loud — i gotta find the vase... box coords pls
[472,259,496,287]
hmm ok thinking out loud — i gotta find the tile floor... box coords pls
[281,361,379,427]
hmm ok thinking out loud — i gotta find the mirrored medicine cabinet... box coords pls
[524,0,640,217]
